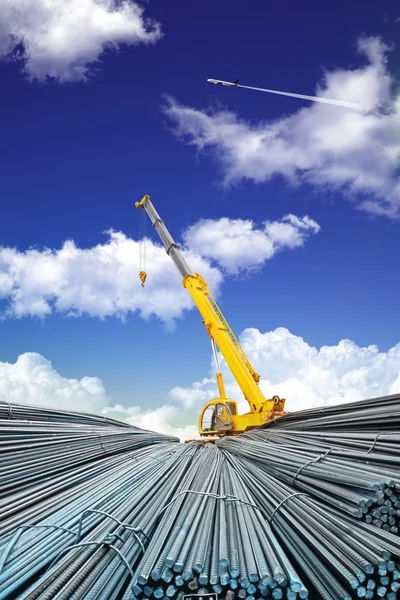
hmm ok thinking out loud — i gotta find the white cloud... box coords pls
[0,214,318,321]
[168,377,216,409]
[103,403,198,440]
[0,352,109,414]
[183,215,320,274]
[165,37,400,218]
[2,327,400,441]
[168,327,400,414]
[0,230,222,323]
[0,0,161,82]
[0,352,195,440]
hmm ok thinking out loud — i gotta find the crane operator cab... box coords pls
[199,399,237,434]
[198,395,285,437]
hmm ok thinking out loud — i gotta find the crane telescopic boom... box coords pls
[135,195,286,436]
[136,195,193,279]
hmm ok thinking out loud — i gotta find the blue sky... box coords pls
[0,0,399,437]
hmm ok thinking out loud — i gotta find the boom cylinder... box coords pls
[211,339,226,400]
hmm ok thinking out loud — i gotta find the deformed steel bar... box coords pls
[131,444,309,600]
[220,447,400,600]
[220,431,400,533]
[2,396,400,600]
[0,443,188,599]
[262,393,400,432]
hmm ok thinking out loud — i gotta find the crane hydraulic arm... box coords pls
[135,195,285,435]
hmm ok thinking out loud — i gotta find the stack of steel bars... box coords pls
[0,444,194,600]
[259,429,400,457]
[219,429,400,532]
[219,444,400,600]
[131,443,308,600]
[0,400,181,599]
[0,404,178,537]
[262,393,400,432]
[1,396,400,600]
[0,400,131,427]
[0,430,309,599]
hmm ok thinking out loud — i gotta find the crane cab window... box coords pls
[215,403,233,425]
[226,401,236,415]
[201,406,215,431]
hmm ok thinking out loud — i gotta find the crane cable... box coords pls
[139,209,147,287]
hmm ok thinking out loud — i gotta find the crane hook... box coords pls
[139,271,147,288]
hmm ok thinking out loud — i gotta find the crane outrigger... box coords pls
[135,195,286,437]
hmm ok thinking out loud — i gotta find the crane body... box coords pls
[135,195,286,437]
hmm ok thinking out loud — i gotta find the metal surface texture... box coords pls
[219,429,400,533]
[1,397,400,599]
[261,393,400,432]
[218,446,400,600]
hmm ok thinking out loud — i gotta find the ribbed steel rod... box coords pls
[219,448,400,600]
[2,397,400,600]
[263,393,400,432]
[220,431,400,532]
[0,400,131,428]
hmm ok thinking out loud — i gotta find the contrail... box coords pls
[237,83,367,111]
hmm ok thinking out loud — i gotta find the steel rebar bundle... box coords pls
[259,429,400,457]
[0,442,187,599]
[0,400,131,428]
[131,443,308,600]
[262,393,400,432]
[220,447,400,600]
[0,406,178,538]
[219,430,400,533]
[2,397,400,600]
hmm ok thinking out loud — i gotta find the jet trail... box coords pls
[237,84,367,111]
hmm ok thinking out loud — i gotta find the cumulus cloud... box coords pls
[0,352,196,440]
[0,230,222,323]
[164,37,400,218]
[169,327,400,414]
[169,377,216,409]
[0,0,161,81]
[2,327,400,440]
[183,215,320,274]
[0,215,318,321]
[0,352,109,414]
[103,403,198,440]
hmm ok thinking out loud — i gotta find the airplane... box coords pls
[207,78,367,111]
[207,78,240,87]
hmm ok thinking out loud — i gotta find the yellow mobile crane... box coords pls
[135,195,286,437]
